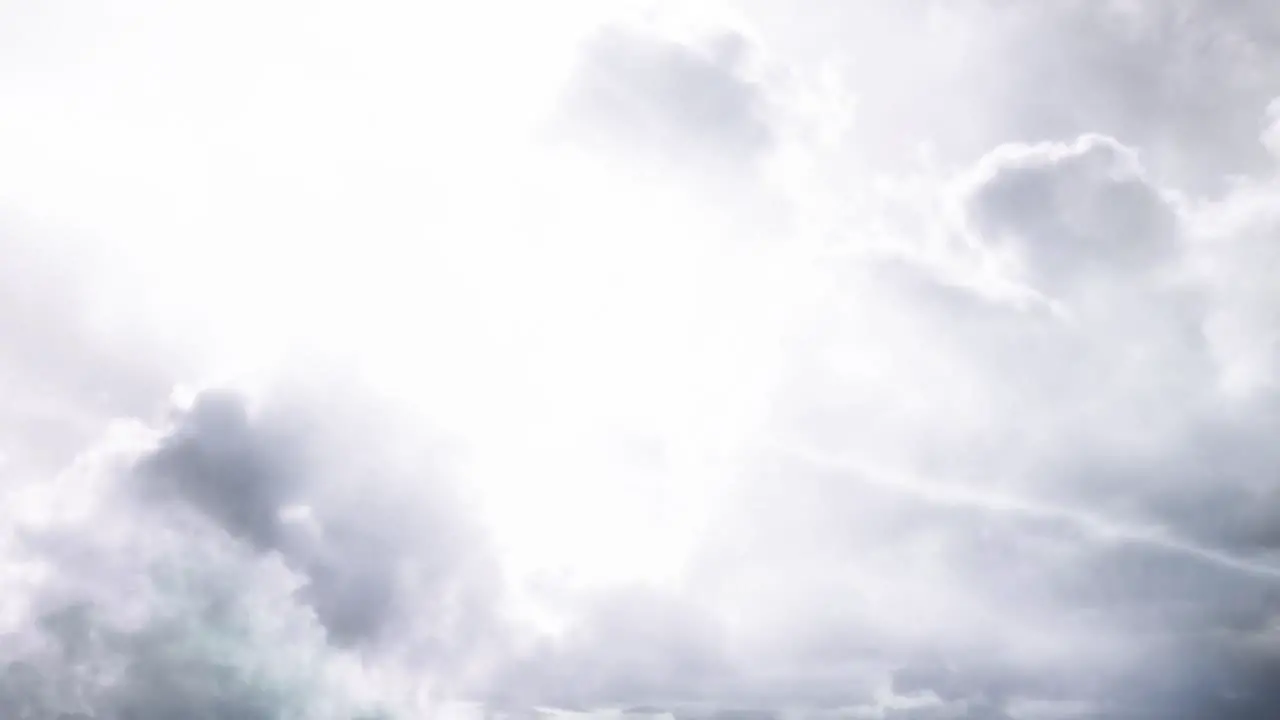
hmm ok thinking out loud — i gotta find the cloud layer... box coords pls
[6,2,1280,720]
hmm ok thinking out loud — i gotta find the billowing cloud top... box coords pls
[6,1,1280,719]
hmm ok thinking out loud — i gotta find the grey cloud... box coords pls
[963,135,1180,295]
[1039,401,1280,561]
[480,580,881,712]
[134,386,504,666]
[1187,175,1280,393]
[485,587,734,711]
[2,460,396,720]
[745,119,1280,717]
[9,2,1280,719]
[738,0,1280,191]
[0,568,387,720]
[0,225,179,472]
[984,0,1280,189]
[953,133,1280,563]
[138,390,295,552]
[692,710,776,720]
[750,448,1280,718]
[554,26,773,172]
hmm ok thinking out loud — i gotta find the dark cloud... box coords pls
[0,567,388,720]
[134,386,504,665]
[1,448,397,719]
[0,380,508,719]
[138,390,295,551]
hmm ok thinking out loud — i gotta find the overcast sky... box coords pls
[5,1,1280,719]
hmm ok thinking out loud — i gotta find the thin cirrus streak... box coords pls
[773,439,1280,584]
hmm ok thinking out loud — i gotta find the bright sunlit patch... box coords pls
[353,148,803,587]
[0,0,814,592]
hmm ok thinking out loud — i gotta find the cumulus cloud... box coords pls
[9,1,1280,720]
[483,103,1280,716]
[962,135,1181,295]
[748,114,1280,716]
[0,421,402,719]
[132,384,506,675]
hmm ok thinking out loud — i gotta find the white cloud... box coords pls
[552,23,773,173]
[7,1,1280,719]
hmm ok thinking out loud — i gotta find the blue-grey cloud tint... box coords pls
[136,387,504,662]
[553,25,773,173]
[5,2,1280,720]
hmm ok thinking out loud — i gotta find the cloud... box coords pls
[0,378,528,719]
[739,0,1280,191]
[0,422,401,719]
[485,587,736,712]
[715,110,1280,717]
[0,223,179,473]
[425,106,1280,719]
[1186,183,1280,396]
[8,2,1280,719]
[962,135,1181,295]
[960,0,1280,188]
[553,24,774,173]
[133,384,506,671]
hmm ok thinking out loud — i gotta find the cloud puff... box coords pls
[553,24,774,173]
[0,422,400,720]
[133,384,506,677]
[962,135,1180,295]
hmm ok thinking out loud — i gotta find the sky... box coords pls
[4,0,1280,718]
